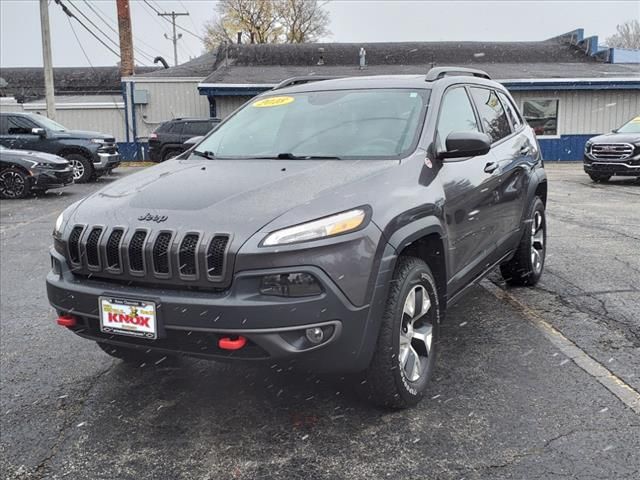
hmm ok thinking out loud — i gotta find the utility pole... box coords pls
[39,0,55,120]
[116,0,135,77]
[158,11,189,66]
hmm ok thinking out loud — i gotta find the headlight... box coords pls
[262,209,367,246]
[54,212,65,237]
[584,141,593,152]
[90,138,105,144]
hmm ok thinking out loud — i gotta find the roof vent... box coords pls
[359,47,367,70]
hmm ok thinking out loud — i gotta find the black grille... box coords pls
[85,228,103,267]
[591,143,634,160]
[68,226,84,264]
[153,232,173,274]
[128,231,148,272]
[206,236,229,277]
[179,234,199,276]
[106,229,124,269]
[64,226,229,288]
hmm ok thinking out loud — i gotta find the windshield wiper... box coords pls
[252,153,342,160]
[192,150,215,160]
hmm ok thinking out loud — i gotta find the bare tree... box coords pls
[605,19,640,49]
[277,0,331,43]
[203,0,330,50]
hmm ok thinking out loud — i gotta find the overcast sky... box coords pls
[1,0,638,68]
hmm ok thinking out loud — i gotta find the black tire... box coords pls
[65,153,94,183]
[588,173,611,183]
[360,256,441,409]
[0,167,31,199]
[161,148,181,162]
[500,197,546,286]
[96,342,174,366]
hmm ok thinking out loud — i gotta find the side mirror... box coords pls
[31,127,46,138]
[439,131,491,159]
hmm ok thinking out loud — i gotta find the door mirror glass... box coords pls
[31,127,46,138]
[440,131,491,159]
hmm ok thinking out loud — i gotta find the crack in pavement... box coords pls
[30,361,116,480]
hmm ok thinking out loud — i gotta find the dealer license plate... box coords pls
[99,296,157,339]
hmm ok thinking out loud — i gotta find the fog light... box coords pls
[305,327,324,344]
[260,273,323,297]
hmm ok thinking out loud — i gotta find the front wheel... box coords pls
[65,153,94,183]
[500,197,546,286]
[360,257,441,409]
[0,167,31,199]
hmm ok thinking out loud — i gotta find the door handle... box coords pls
[484,162,499,174]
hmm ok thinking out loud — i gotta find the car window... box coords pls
[168,122,184,134]
[196,89,429,160]
[7,116,37,134]
[436,87,479,151]
[183,121,215,136]
[497,91,522,131]
[617,116,640,133]
[469,87,512,143]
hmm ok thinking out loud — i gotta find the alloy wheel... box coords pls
[70,159,85,181]
[0,171,26,198]
[530,210,545,274]
[399,285,434,382]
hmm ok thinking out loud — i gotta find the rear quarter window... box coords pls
[469,87,512,143]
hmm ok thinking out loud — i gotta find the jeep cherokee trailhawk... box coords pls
[47,68,547,408]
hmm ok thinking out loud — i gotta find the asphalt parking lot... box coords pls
[1,163,639,480]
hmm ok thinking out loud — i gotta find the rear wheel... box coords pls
[588,173,611,183]
[161,148,181,162]
[360,257,441,409]
[500,197,546,286]
[0,167,30,199]
[96,342,174,366]
[65,153,94,183]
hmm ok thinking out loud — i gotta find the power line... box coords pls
[77,0,161,63]
[142,0,204,41]
[53,0,120,58]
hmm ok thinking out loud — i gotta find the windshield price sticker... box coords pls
[252,96,295,108]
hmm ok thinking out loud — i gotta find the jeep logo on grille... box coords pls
[138,213,168,223]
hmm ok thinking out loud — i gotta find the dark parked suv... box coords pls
[583,115,640,182]
[0,112,120,183]
[148,117,220,162]
[47,68,547,408]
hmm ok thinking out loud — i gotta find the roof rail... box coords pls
[425,67,491,82]
[273,76,343,90]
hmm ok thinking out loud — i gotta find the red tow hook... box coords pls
[218,335,247,351]
[57,315,77,327]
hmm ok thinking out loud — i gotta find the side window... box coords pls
[7,115,37,134]
[166,122,183,135]
[184,121,214,136]
[469,87,512,143]
[497,91,522,130]
[522,99,558,136]
[436,87,479,151]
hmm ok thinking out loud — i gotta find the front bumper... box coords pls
[93,152,121,172]
[584,152,640,177]
[46,249,376,372]
[31,167,74,189]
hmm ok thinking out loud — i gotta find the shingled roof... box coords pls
[133,52,218,79]
[0,66,159,101]
[200,36,640,86]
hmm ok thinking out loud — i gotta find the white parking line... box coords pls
[482,280,640,416]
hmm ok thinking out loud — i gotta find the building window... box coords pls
[522,99,559,136]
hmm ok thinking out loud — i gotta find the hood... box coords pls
[588,132,640,145]
[68,157,397,240]
[0,148,68,165]
[52,130,114,141]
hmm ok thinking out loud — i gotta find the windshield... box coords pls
[31,113,67,132]
[617,116,640,134]
[194,89,429,159]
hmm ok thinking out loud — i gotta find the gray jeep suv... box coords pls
[47,68,547,408]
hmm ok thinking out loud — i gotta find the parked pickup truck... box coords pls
[584,115,640,182]
[0,112,120,183]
